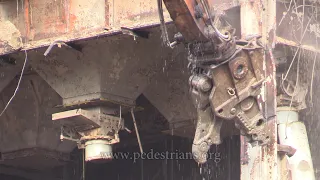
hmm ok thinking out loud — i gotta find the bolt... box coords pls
[201,80,212,92]
[174,32,184,42]
[240,97,254,111]
[200,142,209,152]
[230,108,236,115]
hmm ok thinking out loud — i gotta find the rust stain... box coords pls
[261,147,264,161]
[68,0,77,31]
[44,1,67,33]
[24,0,30,40]
[250,156,260,180]
[69,14,77,32]
[28,0,68,40]
[105,1,110,29]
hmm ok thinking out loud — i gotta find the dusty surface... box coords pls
[0,20,22,53]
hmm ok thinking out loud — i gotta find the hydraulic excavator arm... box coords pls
[162,0,271,164]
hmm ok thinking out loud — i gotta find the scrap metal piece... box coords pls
[44,40,83,56]
[277,144,296,157]
[277,78,308,110]
[60,126,81,142]
[121,27,150,39]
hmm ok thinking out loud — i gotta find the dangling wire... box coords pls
[157,0,174,48]
[0,50,28,117]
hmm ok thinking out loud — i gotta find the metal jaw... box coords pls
[189,39,271,164]
[189,76,223,164]
[192,106,223,164]
[162,0,271,164]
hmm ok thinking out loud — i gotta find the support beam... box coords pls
[0,165,62,180]
[0,0,243,56]
[240,0,278,179]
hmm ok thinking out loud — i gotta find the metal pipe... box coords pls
[277,107,315,180]
[84,140,113,162]
[157,0,173,48]
[131,108,144,153]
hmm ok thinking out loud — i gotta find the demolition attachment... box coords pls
[163,0,270,163]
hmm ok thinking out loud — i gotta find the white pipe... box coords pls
[277,107,315,180]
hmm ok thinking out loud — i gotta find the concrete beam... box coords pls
[0,165,62,180]
[0,0,242,56]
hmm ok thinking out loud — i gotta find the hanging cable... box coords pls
[157,0,174,48]
[0,50,28,117]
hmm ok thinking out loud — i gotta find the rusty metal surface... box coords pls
[240,0,278,179]
[0,0,241,56]
[161,0,269,164]
[206,44,271,145]
[210,49,263,120]
[163,0,208,42]
[163,0,239,42]
[0,0,173,56]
